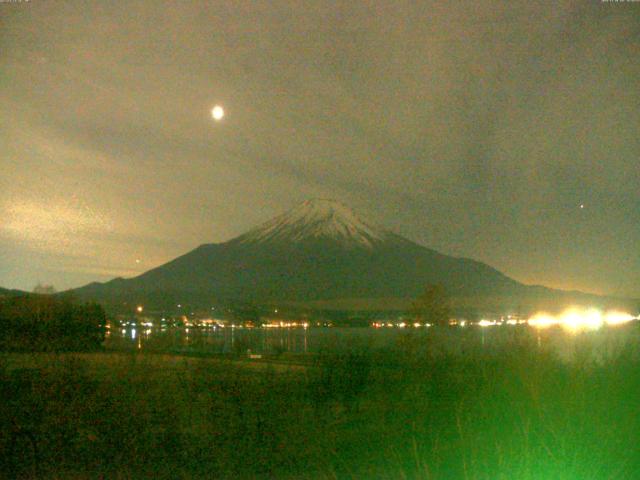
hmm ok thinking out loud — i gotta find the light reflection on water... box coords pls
[104,324,640,362]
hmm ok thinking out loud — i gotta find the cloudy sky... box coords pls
[1,0,638,297]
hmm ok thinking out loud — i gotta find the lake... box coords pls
[104,322,640,363]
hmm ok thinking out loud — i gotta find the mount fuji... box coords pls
[69,199,624,314]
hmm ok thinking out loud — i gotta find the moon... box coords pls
[211,105,224,121]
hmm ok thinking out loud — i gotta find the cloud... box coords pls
[1,0,638,296]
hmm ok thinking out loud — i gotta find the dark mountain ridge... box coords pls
[68,199,635,315]
[0,287,28,298]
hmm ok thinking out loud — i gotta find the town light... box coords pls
[604,311,636,326]
[528,308,636,332]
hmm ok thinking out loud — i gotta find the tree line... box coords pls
[0,295,106,352]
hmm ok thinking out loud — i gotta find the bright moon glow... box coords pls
[211,105,224,121]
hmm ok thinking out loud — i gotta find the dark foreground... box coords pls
[2,336,640,479]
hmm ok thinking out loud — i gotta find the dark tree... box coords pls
[230,301,262,325]
[0,296,106,352]
[411,284,452,326]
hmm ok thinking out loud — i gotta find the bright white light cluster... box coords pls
[478,319,498,327]
[527,308,637,332]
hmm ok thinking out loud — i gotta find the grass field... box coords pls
[2,333,640,479]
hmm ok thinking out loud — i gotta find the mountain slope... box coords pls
[69,199,630,314]
[0,287,28,298]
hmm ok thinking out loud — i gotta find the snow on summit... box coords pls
[237,199,389,248]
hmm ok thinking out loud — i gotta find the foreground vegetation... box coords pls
[2,330,640,479]
[0,295,106,352]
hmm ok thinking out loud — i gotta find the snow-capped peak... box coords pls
[236,199,389,248]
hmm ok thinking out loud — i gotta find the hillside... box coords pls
[0,287,28,298]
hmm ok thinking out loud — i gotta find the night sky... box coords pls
[1,1,638,297]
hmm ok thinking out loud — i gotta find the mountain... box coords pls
[0,287,28,298]
[235,199,389,248]
[69,199,633,315]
